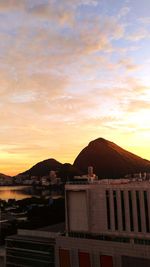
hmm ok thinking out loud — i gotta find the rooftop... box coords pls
[66,178,150,187]
[6,223,65,243]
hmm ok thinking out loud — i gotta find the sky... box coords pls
[0,0,150,176]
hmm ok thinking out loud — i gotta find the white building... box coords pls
[55,178,150,267]
[65,179,150,236]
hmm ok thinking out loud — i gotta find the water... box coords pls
[0,185,63,201]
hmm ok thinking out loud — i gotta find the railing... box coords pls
[68,232,130,243]
[66,181,90,185]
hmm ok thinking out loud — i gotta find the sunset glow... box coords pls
[0,0,150,175]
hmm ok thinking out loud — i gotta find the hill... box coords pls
[20,159,81,179]
[0,173,12,179]
[73,138,150,178]
[20,158,62,177]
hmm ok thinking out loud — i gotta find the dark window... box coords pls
[113,191,118,230]
[128,191,134,231]
[136,191,141,232]
[122,256,150,267]
[134,238,150,245]
[106,190,111,230]
[144,191,149,232]
[78,251,91,267]
[100,255,113,267]
[121,191,126,231]
[59,249,71,267]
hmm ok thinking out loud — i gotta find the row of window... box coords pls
[6,240,55,267]
[69,232,130,243]
[68,231,150,247]
[134,238,150,245]
[59,249,113,267]
[6,239,54,253]
[106,190,150,232]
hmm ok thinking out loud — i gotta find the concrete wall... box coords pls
[66,186,107,234]
[65,183,150,238]
[55,236,150,267]
[67,191,89,232]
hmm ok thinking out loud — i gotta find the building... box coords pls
[5,173,150,267]
[5,223,65,267]
[0,247,5,267]
[55,178,150,267]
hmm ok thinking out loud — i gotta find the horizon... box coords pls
[0,0,150,176]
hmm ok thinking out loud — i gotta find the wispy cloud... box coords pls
[118,6,130,18]
[127,28,149,41]
[118,57,140,72]
[126,99,150,112]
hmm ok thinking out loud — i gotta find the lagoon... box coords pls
[0,186,33,201]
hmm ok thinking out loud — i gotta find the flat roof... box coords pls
[38,222,65,233]
[66,179,150,188]
[6,234,55,244]
[6,223,65,244]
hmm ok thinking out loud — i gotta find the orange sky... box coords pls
[0,0,150,176]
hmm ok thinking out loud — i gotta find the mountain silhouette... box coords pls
[20,158,62,177]
[0,173,11,179]
[58,163,82,181]
[18,138,150,179]
[20,159,81,179]
[73,138,150,178]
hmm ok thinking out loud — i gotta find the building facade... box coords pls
[5,178,150,267]
[55,179,150,267]
[5,229,57,267]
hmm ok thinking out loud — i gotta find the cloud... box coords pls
[118,57,140,72]
[28,1,75,26]
[126,100,150,112]
[0,0,25,10]
[0,71,68,99]
[0,0,98,28]
[118,6,130,18]
[139,17,150,25]
[127,28,149,41]
[63,0,98,7]
[71,16,125,54]
[0,8,126,88]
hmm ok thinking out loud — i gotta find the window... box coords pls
[121,191,126,231]
[144,191,149,232]
[100,255,113,267]
[113,191,118,230]
[78,251,91,267]
[128,191,134,231]
[106,190,111,230]
[59,249,71,267]
[136,191,141,232]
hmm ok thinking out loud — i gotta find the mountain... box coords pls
[18,138,150,179]
[20,158,62,177]
[0,173,12,179]
[73,138,150,178]
[58,163,82,181]
[20,159,81,179]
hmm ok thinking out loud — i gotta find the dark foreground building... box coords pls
[6,231,55,267]
[5,223,65,267]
